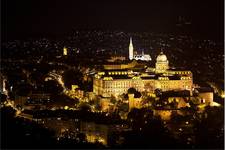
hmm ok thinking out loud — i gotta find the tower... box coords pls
[129,37,134,60]
[63,47,68,56]
[155,51,169,73]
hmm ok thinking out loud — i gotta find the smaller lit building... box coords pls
[162,90,191,109]
[66,85,84,100]
[129,37,151,61]
[195,87,214,104]
[133,51,151,61]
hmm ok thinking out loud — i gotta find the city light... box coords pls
[1,1,223,148]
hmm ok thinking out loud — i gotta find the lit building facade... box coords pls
[93,52,193,98]
[155,51,169,73]
[63,47,68,56]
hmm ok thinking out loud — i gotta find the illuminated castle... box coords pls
[129,37,151,61]
[93,51,193,97]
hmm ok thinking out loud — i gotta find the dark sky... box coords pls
[2,0,224,40]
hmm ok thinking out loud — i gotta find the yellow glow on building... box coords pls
[93,51,193,97]
[153,110,172,121]
[147,93,156,97]
[181,77,191,80]
[210,101,221,107]
[197,104,207,110]
[103,77,113,81]
[198,92,213,104]
[132,76,140,79]
[86,135,106,145]
[98,72,105,75]
[128,94,142,111]
[159,77,169,80]
[72,85,79,91]
[63,47,67,56]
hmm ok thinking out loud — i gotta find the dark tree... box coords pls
[63,69,83,89]
[43,80,63,94]
[194,106,224,149]
[127,87,141,98]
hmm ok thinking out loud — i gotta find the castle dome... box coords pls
[156,51,168,62]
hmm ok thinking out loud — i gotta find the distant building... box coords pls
[80,121,109,146]
[129,37,151,61]
[63,47,68,56]
[195,87,214,104]
[107,56,126,62]
[15,93,51,110]
[103,60,138,70]
[0,74,7,95]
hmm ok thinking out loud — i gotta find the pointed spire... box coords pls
[129,37,133,46]
[160,48,164,54]
[129,37,134,60]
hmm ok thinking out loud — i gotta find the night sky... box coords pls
[2,0,224,40]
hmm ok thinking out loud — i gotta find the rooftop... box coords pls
[195,87,214,93]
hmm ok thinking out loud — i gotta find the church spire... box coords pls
[129,37,134,60]
[129,37,133,46]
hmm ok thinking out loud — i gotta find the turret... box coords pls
[129,37,134,60]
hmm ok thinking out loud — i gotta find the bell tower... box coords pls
[129,37,134,60]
